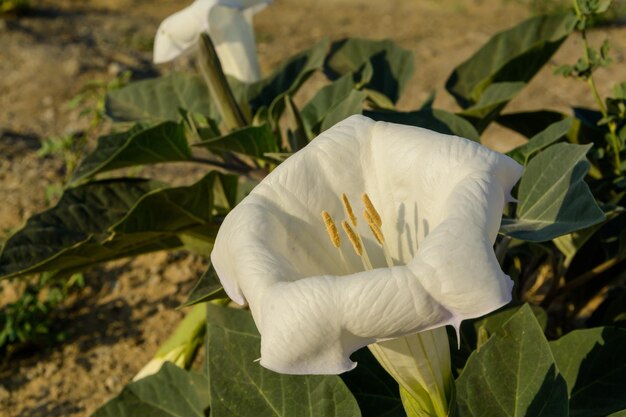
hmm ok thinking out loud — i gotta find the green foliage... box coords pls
[70,122,192,184]
[446,12,577,131]
[324,38,415,104]
[92,362,210,417]
[500,143,606,241]
[0,272,83,353]
[456,306,569,417]
[5,5,626,417]
[205,304,361,417]
[551,327,626,416]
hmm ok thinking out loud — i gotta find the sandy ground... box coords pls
[0,0,625,416]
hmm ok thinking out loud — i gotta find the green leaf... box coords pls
[0,179,161,279]
[507,118,574,164]
[341,348,405,417]
[301,74,357,137]
[497,110,567,138]
[106,72,218,123]
[365,108,480,142]
[194,123,279,160]
[452,303,547,374]
[446,12,576,127]
[318,89,367,134]
[500,143,606,241]
[550,327,626,417]
[111,172,221,234]
[71,122,192,184]
[325,38,415,104]
[91,362,209,417]
[239,39,330,116]
[0,174,228,279]
[205,303,361,417]
[456,305,569,417]
[459,81,526,132]
[183,263,226,307]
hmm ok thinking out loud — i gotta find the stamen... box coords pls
[364,210,384,245]
[341,220,362,255]
[362,193,382,227]
[321,211,341,248]
[342,220,373,270]
[364,209,395,268]
[342,193,358,227]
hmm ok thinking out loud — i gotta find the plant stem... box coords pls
[580,28,622,173]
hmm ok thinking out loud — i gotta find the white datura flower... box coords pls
[153,0,269,82]
[211,115,523,376]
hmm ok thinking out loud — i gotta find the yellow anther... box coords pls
[341,220,363,256]
[341,193,358,227]
[364,209,385,245]
[362,193,382,227]
[321,211,341,248]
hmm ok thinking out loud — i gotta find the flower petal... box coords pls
[211,115,522,374]
[153,0,215,64]
[208,6,262,82]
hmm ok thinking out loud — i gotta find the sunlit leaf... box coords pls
[71,122,192,184]
[498,110,567,138]
[550,327,626,417]
[183,263,226,307]
[301,74,357,137]
[325,38,415,103]
[507,118,574,164]
[205,304,361,417]
[500,143,605,241]
[0,174,229,279]
[91,362,209,417]
[446,12,576,129]
[193,123,279,160]
[366,108,480,142]
[106,72,218,123]
[456,305,569,417]
[238,39,330,116]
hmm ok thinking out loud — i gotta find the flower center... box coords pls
[321,193,395,273]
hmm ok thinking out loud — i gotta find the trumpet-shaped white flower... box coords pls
[153,0,269,82]
[211,115,522,375]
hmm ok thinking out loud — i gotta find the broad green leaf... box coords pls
[0,174,227,279]
[193,124,279,160]
[183,263,226,307]
[318,89,367,134]
[301,74,357,137]
[500,143,606,241]
[550,327,626,417]
[366,108,480,142]
[238,39,330,116]
[111,173,221,234]
[91,362,209,417]
[71,122,192,184]
[325,38,415,103]
[0,179,161,279]
[106,72,218,123]
[608,412,626,417]
[341,348,405,417]
[498,110,567,138]
[459,81,525,132]
[446,12,576,126]
[507,118,574,164]
[456,305,569,417]
[452,303,547,374]
[205,304,361,417]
